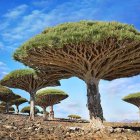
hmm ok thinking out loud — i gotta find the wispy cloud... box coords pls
[100,76,140,98]
[3,4,28,19]
[54,100,89,119]
[0,42,4,49]
[0,61,9,79]
[0,0,100,49]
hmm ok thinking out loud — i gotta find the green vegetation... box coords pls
[0,85,13,95]
[0,85,19,113]
[0,69,60,120]
[0,69,35,83]
[21,106,39,115]
[0,103,15,114]
[14,21,140,60]
[68,114,81,120]
[36,89,68,120]
[36,89,68,96]
[123,92,140,119]
[13,20,140,126]
[11,97,28,113]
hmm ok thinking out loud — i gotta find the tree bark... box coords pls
[87,79,103,120]
[138,106,140,121]
[16,105,19,114]
[43,107,48,120]
[30,94,35,120]
[50,106,54,120]
[6,102,9,114]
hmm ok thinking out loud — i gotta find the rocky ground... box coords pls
[0,114,140,140]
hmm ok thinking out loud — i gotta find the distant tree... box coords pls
[13,21,140,128]
[123,92,140,119]
[68,114,81,120]
[0,85,19,113]
[0,104,15,113]
[0,69,60,120]
[11,97,28,114]
[36,89,68,120]
[21,106,39,115]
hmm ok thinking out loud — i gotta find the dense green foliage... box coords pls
[0,101,13,106]
[11,97,28,106]
[0,105,15,113]
[13,21,140,60]
[122,92,140,109]
[21,106,39,114]
[68,114,81,119]
[0,85,13,94]
[122,92,140,101]
[36,89,68,107]
[36,89,68,96]
[0,69,35,83]
[0,86,19,102]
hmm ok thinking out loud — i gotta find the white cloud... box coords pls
[100,76,140,98]
[0,61,9,79]
[0,42,4,49]
[1,0,100,46]
[54,100,89,119]
[4,4,28,19]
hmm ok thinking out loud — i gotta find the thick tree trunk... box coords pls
[43,107,48,120]
[87,80,104,130]
[16,105,19,114]
[30,94,35,120]
[138,106,140,121]
[50,106,54,120]
[6,102,9,113]
[86,79,104,129]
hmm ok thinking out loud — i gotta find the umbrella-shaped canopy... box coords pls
[11,97,28,106]
[21,106,39,114]
[0,85,19,102]
[36,89,68,108]
[123,92,140,107]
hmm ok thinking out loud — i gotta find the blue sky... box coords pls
[0,0,140,121]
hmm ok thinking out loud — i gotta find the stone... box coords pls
[114,128,124,133]
[102,126,114,134]
[27,127,34,132]
[67,127,82,133]
[3,125,13,129]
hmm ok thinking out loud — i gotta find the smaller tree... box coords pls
[68,114,81,120]
[122,92,140,119]
[21,106,39,116]
[0,69,60,120]
[36,89,68,120]
[0,85,19,113]
[11,97,28,114]
[0,104,15,113]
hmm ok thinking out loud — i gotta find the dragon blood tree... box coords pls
[21,106,39,115]
[36,89,68,120]
[68,114,81,120]
[0,85,19,113]
[11,97,28,114]
[0,69,60,120]
[13,21,140,124]
[123,92,140,119]
[0,105,15,113]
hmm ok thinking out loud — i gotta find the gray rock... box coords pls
[27,127,34,132]
[3,125,13,129]
[114,128,124,133]
[126,129,134,133]
[67,127,82,133]
[104,126,114,134]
